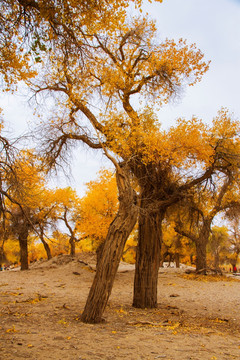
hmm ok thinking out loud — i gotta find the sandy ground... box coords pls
[0,253,240,360]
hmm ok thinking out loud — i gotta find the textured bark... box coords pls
[195,221,211,274]
[69,236,75,257]
[130,162,171,309]
[133,207,165,309]
[96,241,104,267]
[195,239,207,274]
[81,167,138,323]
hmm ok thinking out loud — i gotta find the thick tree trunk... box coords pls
[18,227,29,270]
[195,239,207,274]
[195,221,211,274]
[175,253,180,268]
[133,209,164,309]
[69,236,75,257]
[81,167,138,324]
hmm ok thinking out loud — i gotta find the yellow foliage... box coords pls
[5,149,46,209]
[180,274,238,282]
[3,238,20,264]
[6,325,17,333]
[77,169,118,247]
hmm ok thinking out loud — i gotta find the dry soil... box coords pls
[0,253,240,360]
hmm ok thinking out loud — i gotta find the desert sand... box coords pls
[0,253,240,360]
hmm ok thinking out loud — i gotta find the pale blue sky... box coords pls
[144,0,240,127]
[0,0,240,194]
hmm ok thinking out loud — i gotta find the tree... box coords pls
[0,0,163,90]
[225,208,240,270]
[174,110,240,274]
[128,115,214,307]
[32,188,59,260]
[3,149,48,269]
[53,187,81,256]
[81,164,138,323]
[0,1,210,320]
[34,21,209,314]
[0,117,30,268]
[208,226,229,271]
[161,220,188,268]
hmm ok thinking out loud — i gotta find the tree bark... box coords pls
[69,236,75,256]
[175,253,180,268]
[18,226,29,270]
[39,228,52,260]
[195,220,211,274]
[133,208,164,309]
[81,167,138,323]
[96,241,104,267]
[41,237,52,260]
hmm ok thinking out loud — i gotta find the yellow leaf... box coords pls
[6,325,17,333]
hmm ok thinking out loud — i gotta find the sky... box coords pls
[0,0,240,196]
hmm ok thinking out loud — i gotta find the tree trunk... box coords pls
[175,253,180,268]
[81,167,138,324]
[18,227,29,270]
[0,246,7,264]
[133,209,164,309]
[69,236,75,257]
[195,239,207,273]
[195,221,211,274]
[96,241,104,267]
[41,237,52,260]
[213,250,220,271]
[175,235,181,268]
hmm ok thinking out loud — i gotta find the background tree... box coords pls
[3,150,48,269]
[208,226,229,271]
[77,169,118,262]
[173,109,240,274]
[161,220,188,268]
[54,187,81,256]
[0,117,29,268]
[224,208,240,271]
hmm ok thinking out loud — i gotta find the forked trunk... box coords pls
[81,167,138,324]
[133,209,165,308]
